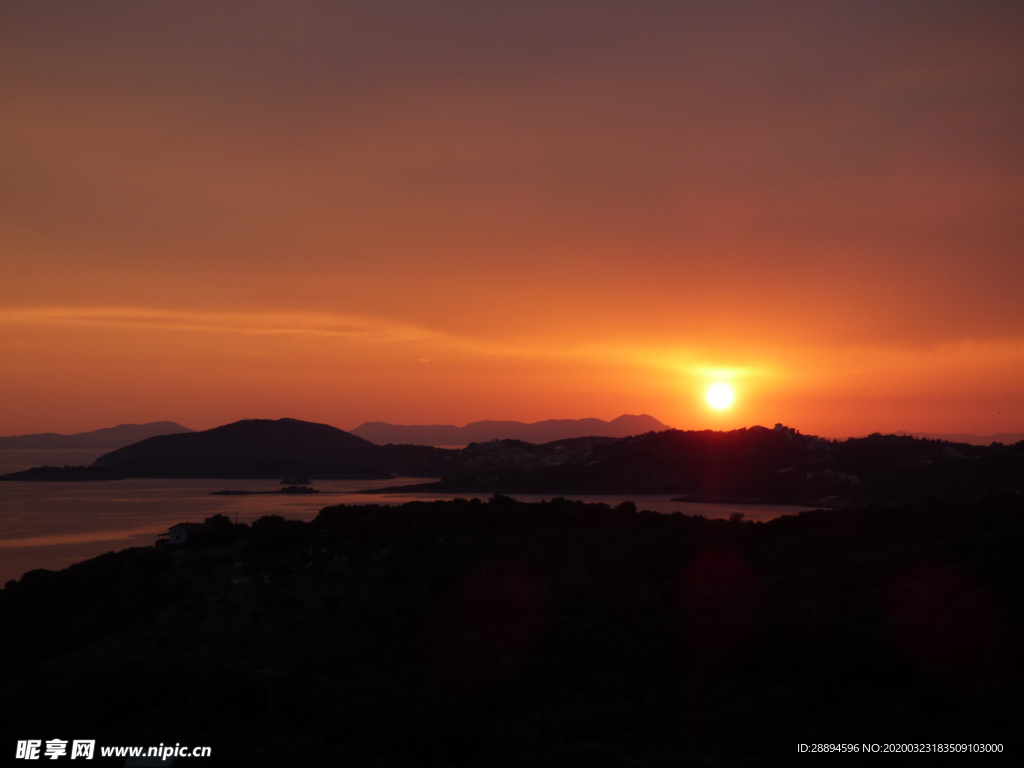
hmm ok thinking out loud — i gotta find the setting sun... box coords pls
[706,383,734,410]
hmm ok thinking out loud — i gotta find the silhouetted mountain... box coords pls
[351,413,669,446]
[21,418,1018,505]
[896,430,1024,446]
[0,421,192,449]
[91,418,452,479]
[396,424,1023,506]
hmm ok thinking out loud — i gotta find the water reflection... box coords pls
[0,476,815,584]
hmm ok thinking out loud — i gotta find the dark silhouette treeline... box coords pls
[424,425,1024,506]
[2,497,1021,765]
[31,417,1017,507]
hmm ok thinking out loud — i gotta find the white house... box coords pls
[167,522,207,545]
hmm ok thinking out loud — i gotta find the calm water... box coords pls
[0,450,817,585]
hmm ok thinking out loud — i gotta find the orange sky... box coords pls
[1,2,1022,437]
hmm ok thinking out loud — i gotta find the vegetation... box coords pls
[2,497,1021,765]
[433,427,1024,505]
[81,418,1024,506]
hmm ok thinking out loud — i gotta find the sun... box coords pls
[706,383,734,409]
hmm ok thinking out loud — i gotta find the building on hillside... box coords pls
[166,522,208,545]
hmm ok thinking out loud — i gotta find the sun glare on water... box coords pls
[706,383,734,409]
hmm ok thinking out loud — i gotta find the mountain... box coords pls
[896,430,1024,446]
[0,421,192,450]
[392,424,1023,506]
[351,414,669,446]
[90,418,452,479]
[22,417,1020,505]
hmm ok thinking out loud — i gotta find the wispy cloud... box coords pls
[0,306,444,345]
[0,306,697,366]
[0,306,768,382]
[4,306,1021,392]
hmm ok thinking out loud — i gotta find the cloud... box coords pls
[0,306,443,345]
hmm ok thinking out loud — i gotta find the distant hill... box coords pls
[14,417,1019,506]
[351,414,669,446]
[896,430,1024,446]
[91,418,452,479]
[391,425,1023,506]
[0,422,192,450]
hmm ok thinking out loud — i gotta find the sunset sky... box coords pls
[2,1,1022,438]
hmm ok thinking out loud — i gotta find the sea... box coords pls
[0,448,817,585]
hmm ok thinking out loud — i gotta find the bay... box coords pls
[0,475,817,585]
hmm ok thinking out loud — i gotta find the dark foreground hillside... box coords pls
[2,498,1021,766]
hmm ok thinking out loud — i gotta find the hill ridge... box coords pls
[89,417,446,479]
[351,413,668,446]
[0,421,192,450]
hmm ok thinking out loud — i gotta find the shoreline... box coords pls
[356,481,842,508]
